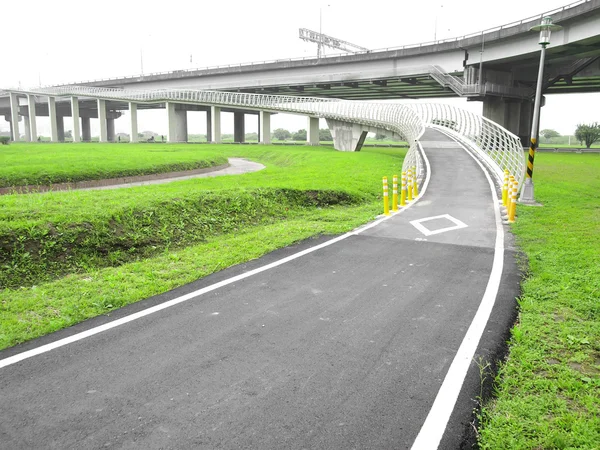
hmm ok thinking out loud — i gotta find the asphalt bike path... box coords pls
[0,129,520,449]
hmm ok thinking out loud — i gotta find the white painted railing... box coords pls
[1,86,525,188]
[407,103,525,187]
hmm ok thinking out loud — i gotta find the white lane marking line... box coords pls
[411,137,505,450]
[0,148,433,370]
[410,214,468,236]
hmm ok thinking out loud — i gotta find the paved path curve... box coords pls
[0,130,519,449]
[0,158,265,195]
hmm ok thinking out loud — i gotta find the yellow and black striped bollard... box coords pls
[400,172,407,207]
[502,170,509,207]
[392,174,398,212]
[412,165,418,198]
[508,179,518,223]
[407,169,413,202]
[383,177,390,216]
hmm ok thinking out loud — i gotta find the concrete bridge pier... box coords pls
[129,102,138,143]
[98,99,108,142]
[107,118,115,142]
[9,93,20,141]
[205,109,212,142]
[233,111,245,143]
[259,111,271,144]
[6,117,14,141]
[27,95,37,142]
[24,116,31,142]
[48,97,58,142]
[71,97,81,143]
[326,119,368,151]
[482,96,533,146]
[210,106,221,143]
[307,117,319,146]
[57,116,65,142]
[166,102,188,143]
[81,117,91,142]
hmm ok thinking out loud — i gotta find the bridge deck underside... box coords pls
[221,75,458,100]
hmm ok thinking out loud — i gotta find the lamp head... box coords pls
[530,16,563,46]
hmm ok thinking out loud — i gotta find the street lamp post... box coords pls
[521,16,562,203]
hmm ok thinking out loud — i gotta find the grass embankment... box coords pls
[0,143,227,187]
[479,153,600,448]
[0,143,405,349]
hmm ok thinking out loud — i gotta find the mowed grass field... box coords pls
[479,152,599,449]
[1,143,597,448]
[0,142,405,348]
[0,143,228,187]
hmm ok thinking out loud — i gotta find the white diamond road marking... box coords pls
[410,214,468,236]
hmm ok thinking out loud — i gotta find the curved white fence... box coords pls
[1,86,525,188]
[407,103,525,186]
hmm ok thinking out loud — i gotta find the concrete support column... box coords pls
[27,94,37,142]
[129,102,138,143]
[233,111,245,143]
[107,118,115,142]
[98,99,107,142]
[325,119,368,152]
[205,109,212,142]
[48,96,58,142]
[71,97,80,143]
[9,93,20,141]
[307,116,320,146]
[210,106,221,143]
[482,96,533,146]
[166,102,188,142]
[57,116,65,142]
[7,118,14,142]
[24,116,31,142]
[81,117,91,142]
[259,111,271,144]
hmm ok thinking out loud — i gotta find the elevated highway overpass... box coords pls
[2,0,599,145]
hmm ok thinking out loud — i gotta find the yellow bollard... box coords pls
[383,177,390,216]
[508,180,518,223]
[400,171,407,207]
[502,170,509,206]
[412,166,418,198]
[407,169,413,202]
[392,174,398,212]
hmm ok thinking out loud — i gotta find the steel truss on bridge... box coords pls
[0,86,526,190]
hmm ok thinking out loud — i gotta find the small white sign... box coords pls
[410,214,468,236]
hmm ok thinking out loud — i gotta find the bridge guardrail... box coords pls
[407,103,525,188]
[21,0,592,89]
[2,85,525,192]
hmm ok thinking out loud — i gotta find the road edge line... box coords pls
[0,148,432,370]
[410,139,505,449]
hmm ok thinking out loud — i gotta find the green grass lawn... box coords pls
[0,143,405,349]
[539,143,600,149]
[0,142,228,187]
[479,153,600,449]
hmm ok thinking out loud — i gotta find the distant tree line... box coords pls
[539,124,600,148]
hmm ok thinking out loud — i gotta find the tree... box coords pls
[575,123,600,148]
[375,133,387,140]
[65,130,73,139]
[292,129,307,141]
[540,129,560,140]
[319,128,332,142]
[273,128,291,141]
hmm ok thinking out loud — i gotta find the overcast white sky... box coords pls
[1,0,597,136]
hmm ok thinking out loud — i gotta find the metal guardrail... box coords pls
[2,86,526,189]
[407,103,525,187]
